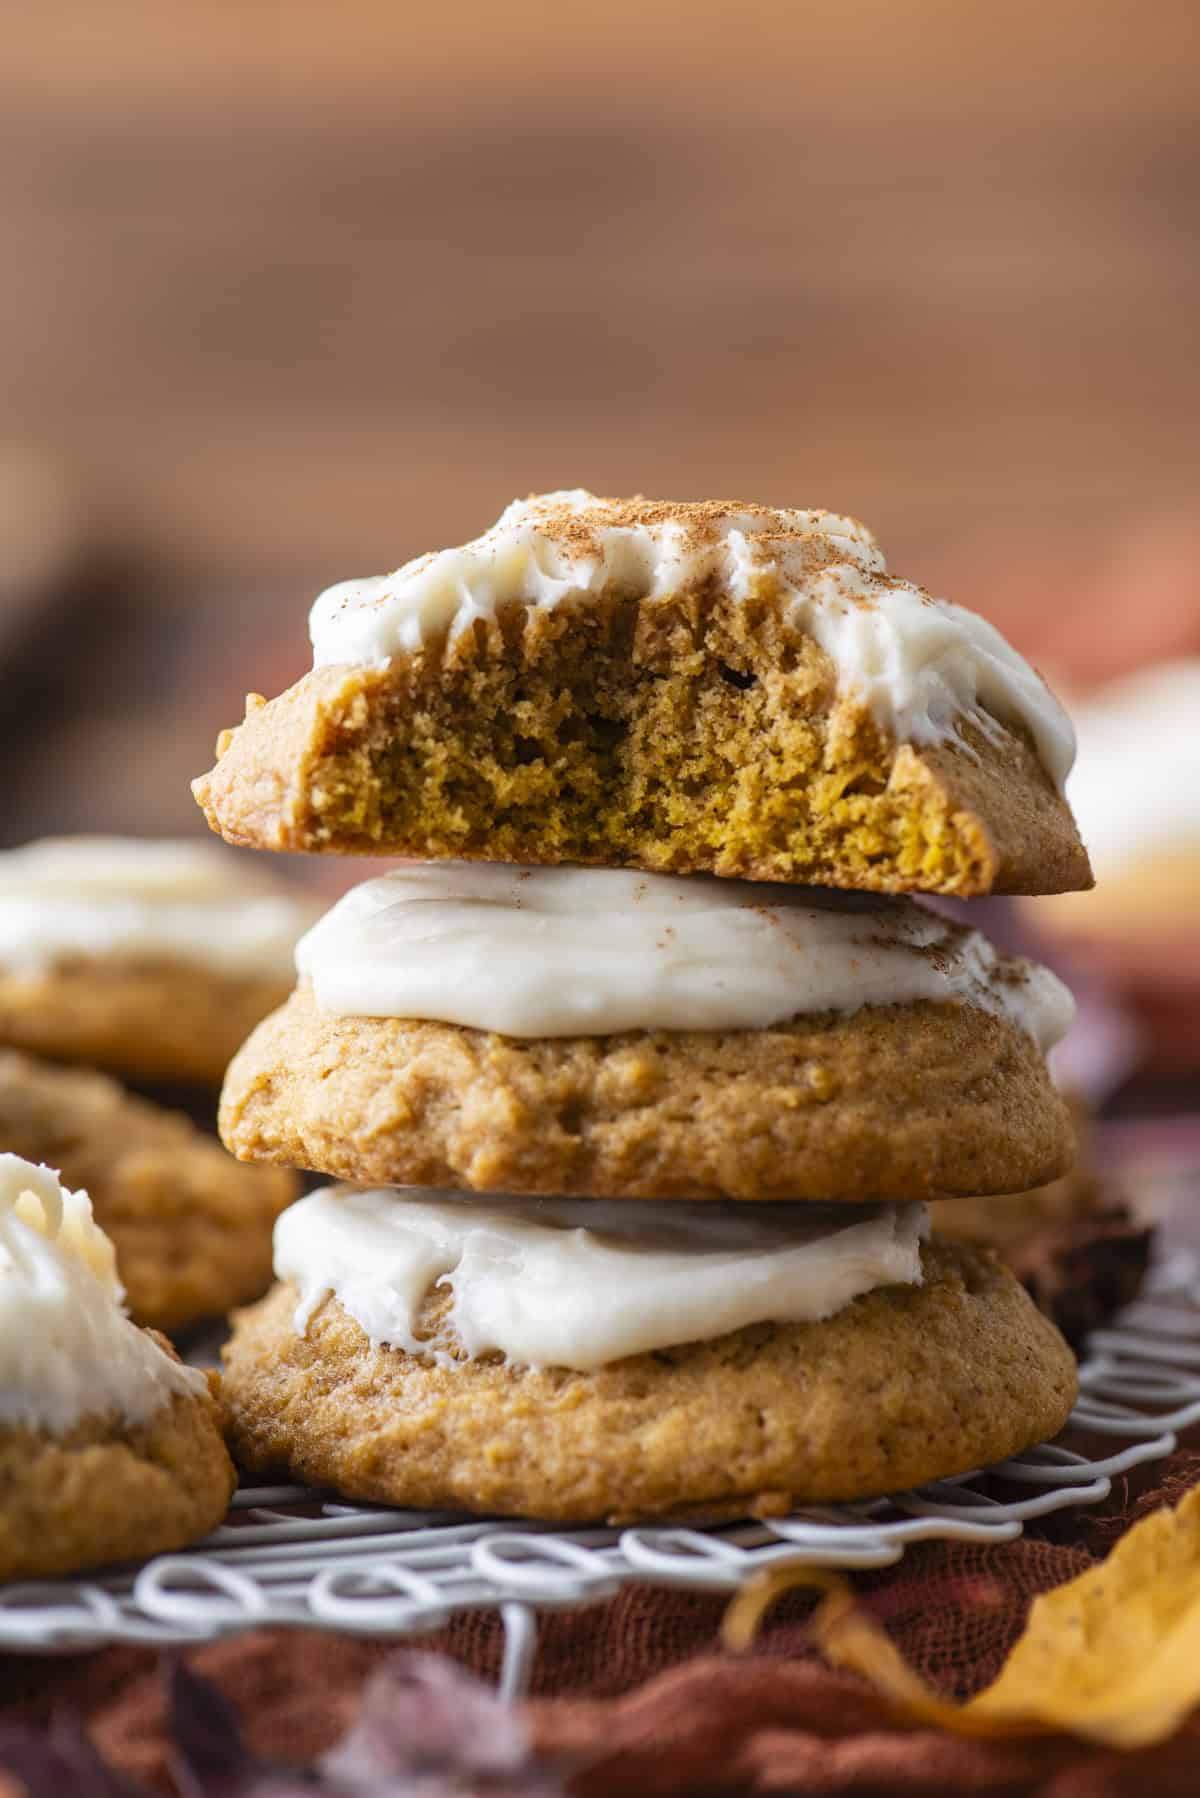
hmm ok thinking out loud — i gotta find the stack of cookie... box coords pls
[0,837,319,1333]
[200,493,1093,1523]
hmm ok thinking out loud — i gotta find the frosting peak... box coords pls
[0,1155,205,1434]
[308,491,1075,790]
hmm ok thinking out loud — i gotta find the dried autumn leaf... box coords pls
[970,1481,1200,1747]
[723,1482,1200,1749]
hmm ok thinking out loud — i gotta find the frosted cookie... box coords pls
[221,1188,1078,1522]
[0,1156,234,1579]
[0,836,322,1084]
[0,1050,298,1332]
[220,865,1075,1201]
[194,493,1090,898]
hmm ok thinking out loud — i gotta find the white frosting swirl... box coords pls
[309,490,1075,791]
[0,837,321,982]
[0,1155,205,1434]
[295,863,1075,1049]
[276,1185,929,1371]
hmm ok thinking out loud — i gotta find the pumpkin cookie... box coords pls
[222,1238,1077,1524]
[220,866,1075,1201]
[222,987,1072,1201]
[194,493,1090,898]
[0,1156,234,1579]
[0,1050,298,1332]
[0,836,321,1084]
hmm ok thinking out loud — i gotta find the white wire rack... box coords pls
[6,1250,1200,1697]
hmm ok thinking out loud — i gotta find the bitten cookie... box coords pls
[0,1050,298,1332]
[0,1156,234,1579]
[194,493,1090,898]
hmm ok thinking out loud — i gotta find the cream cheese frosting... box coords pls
[295,863,1075,1048]
[276,1185,929,1371]
[0,1155,205,1434]
[308,490,1075,791]
[1065,660,1200,876]
[0,836,321,981]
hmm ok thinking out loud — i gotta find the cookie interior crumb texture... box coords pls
[194,592,1090,896]
[221,1244,1078,1523]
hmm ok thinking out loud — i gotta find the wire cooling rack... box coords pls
[6,1251,1200,1695]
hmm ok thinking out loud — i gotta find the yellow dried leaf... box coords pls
[970,1482,1200,1747]
[722,1483,1200,1749]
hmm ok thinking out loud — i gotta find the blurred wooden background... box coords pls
[1,0,1198,838]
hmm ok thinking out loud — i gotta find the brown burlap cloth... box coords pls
[5,1450,1200,1796]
